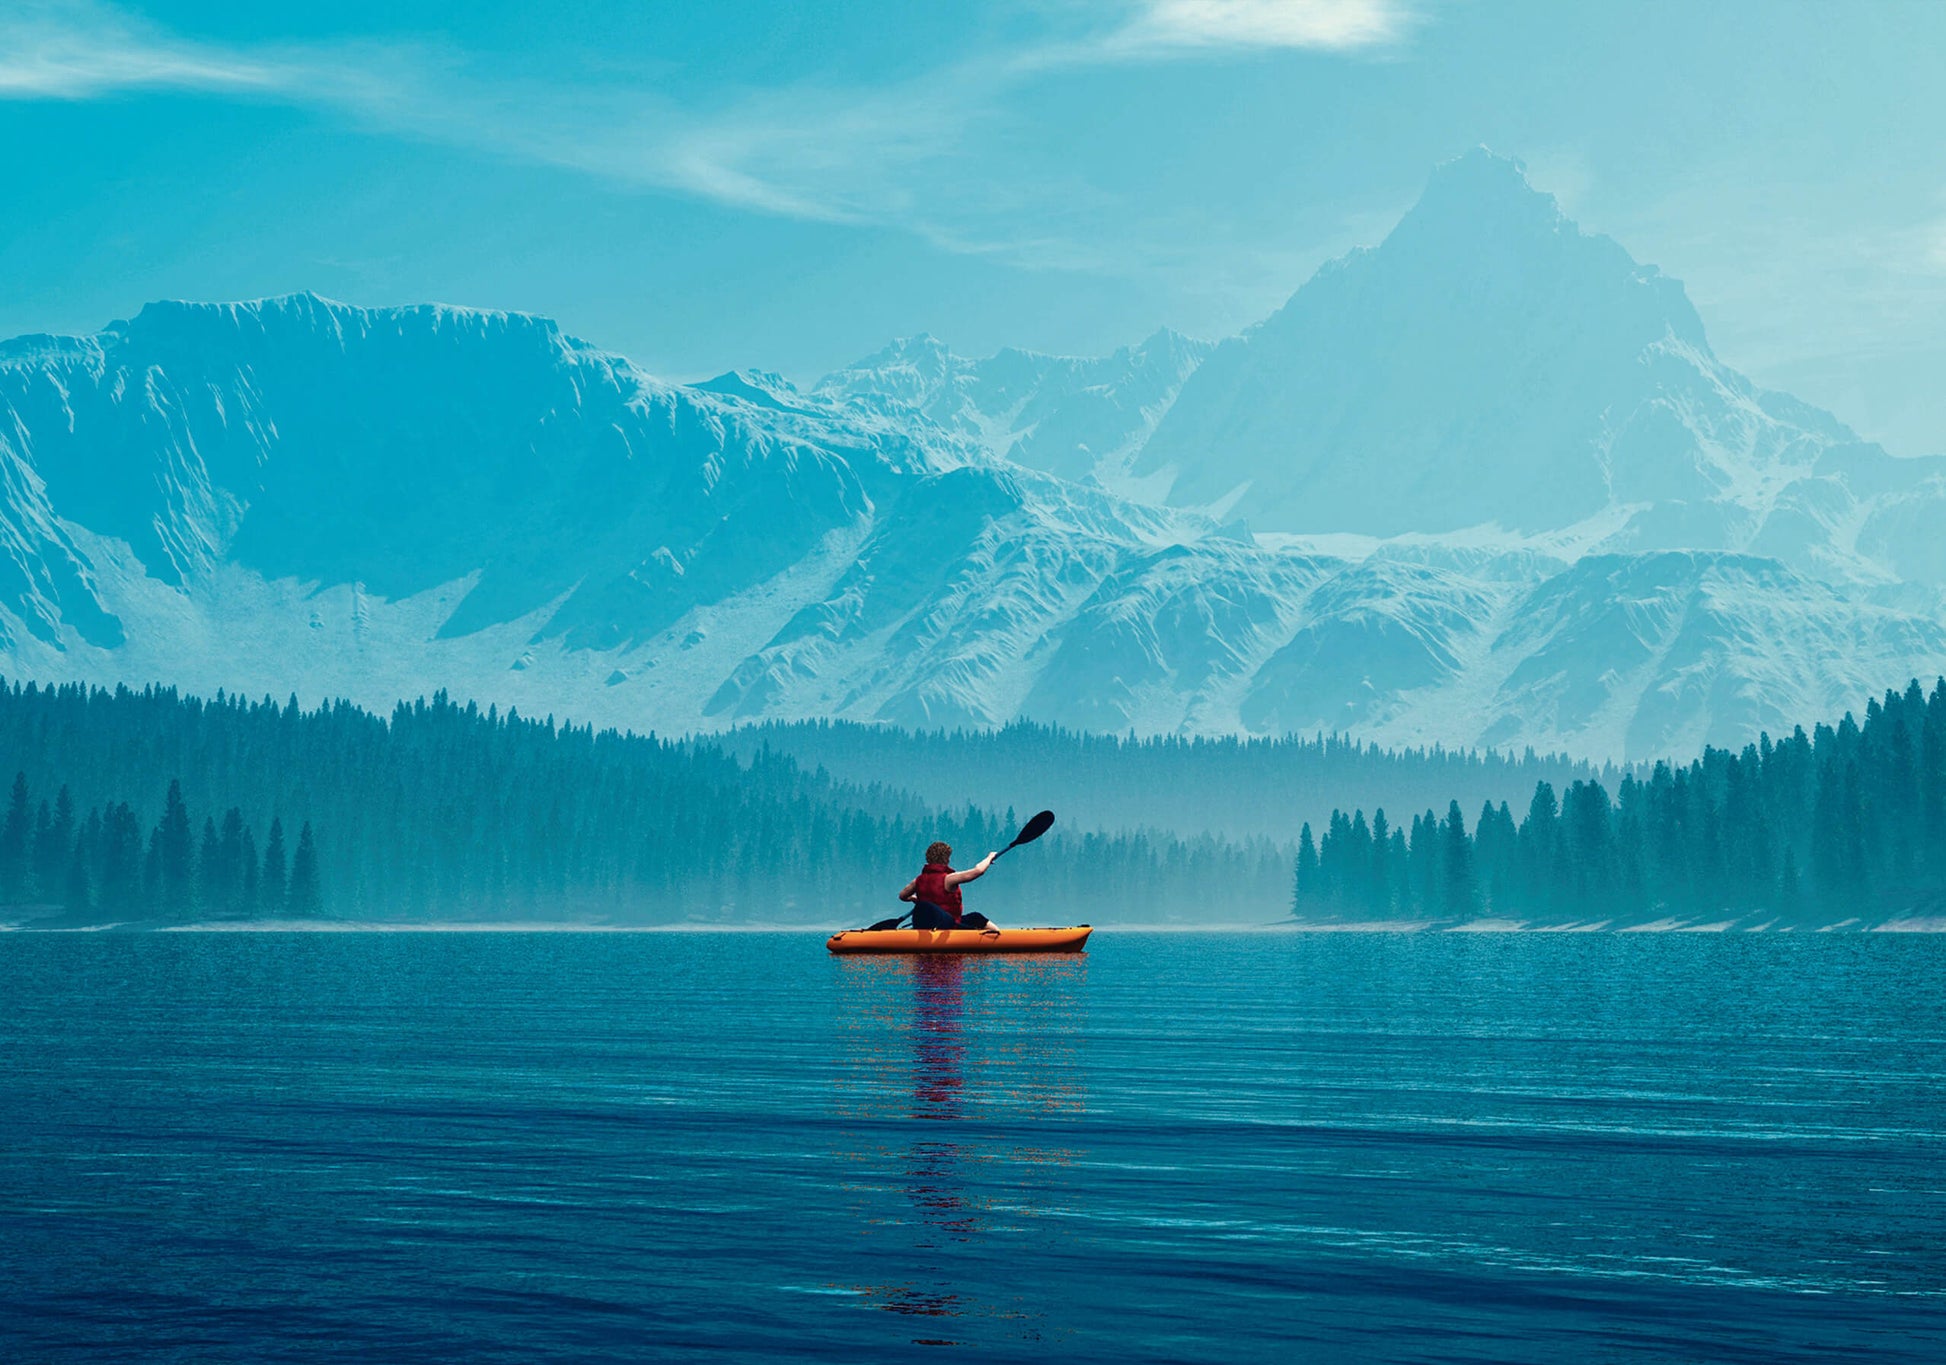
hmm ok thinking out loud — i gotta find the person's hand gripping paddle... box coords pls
[865,810,1055,932]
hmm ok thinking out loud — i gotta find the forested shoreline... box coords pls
[18,675,1933,930]
[0,681,1288,925]
[0,771,318,922]
[1295,679,1946,926]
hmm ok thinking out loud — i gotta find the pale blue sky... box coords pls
[4,0,1944,454]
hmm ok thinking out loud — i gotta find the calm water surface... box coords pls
[2,930,1943,1362]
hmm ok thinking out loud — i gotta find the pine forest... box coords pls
[0,681,1288,925]
[1294,679,1946,926]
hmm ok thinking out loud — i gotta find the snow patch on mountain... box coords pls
[5,165,1946,767]
[816,328,1212,486]
[1134,148,1946,592]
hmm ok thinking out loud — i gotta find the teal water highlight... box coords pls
[2,931,1942,1361]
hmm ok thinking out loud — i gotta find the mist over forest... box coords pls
[0,680,1289,927]
[718,719,1610,844]
[2,674,1937,931]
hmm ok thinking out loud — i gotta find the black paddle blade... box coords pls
[1008,809,1056,849]
[864,911,909,932]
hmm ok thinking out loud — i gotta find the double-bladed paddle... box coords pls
[862,809,1056,932]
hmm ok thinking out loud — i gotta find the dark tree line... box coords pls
[0,680,1288,923]
[724,717,1611,844]
[1294,679,1946,925]
[0,772,317,920]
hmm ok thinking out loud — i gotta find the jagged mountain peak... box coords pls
[884,331,950,351]
[833,332,957,377]
[1398,149,1703,346]
[3,140,1945,763]
[692,368,807,411]
[1130,324,1207,356]
[2,283,1944,763]
[92,294,583,377]
[816,325,1213,485]
[1135,150,1844,539]
[1259,147,1706,356]
[1403,147,1558,230]
[1101,327,1213,377]
[828,326,1207,387]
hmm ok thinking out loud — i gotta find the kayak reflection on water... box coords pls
[912,954,967,1127]
[895,956,977,1332]
[825,950,1089,1344]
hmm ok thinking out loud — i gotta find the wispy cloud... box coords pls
[1923,215,1946,274]
[0,1,278,97]
[1110,0,1409,56]
[0,0,437,126]
[0,0,1413,270]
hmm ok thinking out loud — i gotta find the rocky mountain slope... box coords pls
[1128,150,1946,589]
[3,154,1944,764]
[815,328,1210,484]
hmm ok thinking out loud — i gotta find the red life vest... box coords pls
[913,863,963,923]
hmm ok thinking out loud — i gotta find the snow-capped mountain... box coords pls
[1134,149,1946,592]
[815,329,1210,484]
[4,153,1945,764]
[0,296,939,654]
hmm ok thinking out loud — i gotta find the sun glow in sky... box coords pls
[4,0,1945,455]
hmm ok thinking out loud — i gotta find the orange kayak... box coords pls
[826,925,1092,955]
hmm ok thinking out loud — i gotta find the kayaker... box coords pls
[900,841,998,930]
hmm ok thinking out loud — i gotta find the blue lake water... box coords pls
[3,930,1943,1362]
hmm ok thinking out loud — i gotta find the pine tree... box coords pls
[1924,686,1946,875]
[1442,800,1475,916]
[0,772,30,902]
[1388,829,1410,915]
[1294,823,1318,914]
[1348,810,1372,910]
[262,818,288,912]
[241,827,260,912]
[198,817,221,916]
[64,842,91,917]
[158,780,195,918]
[1520,781,1559,913]
[40,786,76,901]
[99,804,143,914]
[218,808,247,915]
[1369,809,1391,915]
[143,828,163,910]
[1562,780,1612,913]
[288,823,322,918]
[29,800,52,900]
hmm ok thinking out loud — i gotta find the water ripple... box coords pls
[2,930,1943,1362]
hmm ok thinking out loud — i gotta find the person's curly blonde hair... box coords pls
[925,840,953,866]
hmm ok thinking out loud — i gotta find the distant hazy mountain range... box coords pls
[3,150,1943,762]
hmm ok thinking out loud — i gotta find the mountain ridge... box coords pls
[4,156,1946,763]
[1130,150,1946,579]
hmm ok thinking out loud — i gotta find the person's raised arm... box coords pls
[945,852,999,888]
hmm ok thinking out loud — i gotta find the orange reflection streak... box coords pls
[825,949,1091,1342]
[908,955,974,1245]
[911,954,967,1122]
